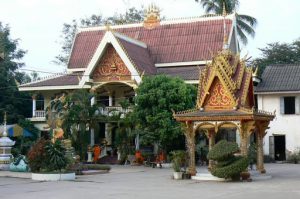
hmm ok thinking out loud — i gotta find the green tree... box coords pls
[62,89,106,159]
[252,39,300,74]
[55,7,145,65]
[0,22,32,123]
[133,75,197,152]
[195,0,257,45]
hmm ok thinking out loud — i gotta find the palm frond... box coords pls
[237,17,255,37]
[236,26,248,45]
[238,14,257,27]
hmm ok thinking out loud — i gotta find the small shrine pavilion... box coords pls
[173,50,275,176]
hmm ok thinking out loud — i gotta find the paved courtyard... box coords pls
[1,164,300,199]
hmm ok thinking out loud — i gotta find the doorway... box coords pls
[274,135,286,161]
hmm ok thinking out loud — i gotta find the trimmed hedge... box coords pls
[208,140,249,179]
[211,156,249,179]
[207,140,239,161]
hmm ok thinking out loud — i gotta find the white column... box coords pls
[109,95,113,106]
[32,95,36,117]
[135,133,140,150]
[90,94,96,146]
[90,128,95,146]
[91,96,96,106]
[105,123,112,145]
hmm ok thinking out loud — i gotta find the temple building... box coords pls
[19,10,240,156]
[255,64,300,161]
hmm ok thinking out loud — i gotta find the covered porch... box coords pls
[174,109,275,175]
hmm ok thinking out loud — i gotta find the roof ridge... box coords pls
[267,63,300,67]
[78,13,234,32]
[113,31,147,48]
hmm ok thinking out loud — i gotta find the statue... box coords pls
[9,155,29,172]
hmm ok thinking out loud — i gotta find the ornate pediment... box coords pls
[196,50,254,110]
[92,45,131,82]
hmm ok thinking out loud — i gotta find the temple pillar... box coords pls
[32,95,36,117]
[256,121,269,173]
[184,121,196,176]
[240,121,255,156]
[208,129,215,170]
[109,94,113,106]
[90,90,96,146]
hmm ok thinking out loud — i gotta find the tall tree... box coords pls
[195,0,257,45]
[252,39,300,74]
[132,75,197,152]
[55,7,145,65]
[0,22,32,123]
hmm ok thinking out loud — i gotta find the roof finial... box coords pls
[222,3,227,17]
[222,3,228,49]
[2,112,7,137]
[143,3,160,29]
[253,66,259,77]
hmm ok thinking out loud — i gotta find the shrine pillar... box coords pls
[184,121,196,176]
[207,129,215,170]
[240,121,255,156]
[256,121,269,173]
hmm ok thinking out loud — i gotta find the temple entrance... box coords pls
[274,135,286,161]
[215,128,237,143]
[195,130,208,166]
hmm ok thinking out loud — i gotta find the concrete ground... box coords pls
[1,163,300,199]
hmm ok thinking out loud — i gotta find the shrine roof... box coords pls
[157,66,204,80]
[174,109,275,121]
[68,15,233,69]
[255,64,300,93]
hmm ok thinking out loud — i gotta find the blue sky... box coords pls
[1,0,300,75]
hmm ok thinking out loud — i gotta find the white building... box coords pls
[255,64,300,161]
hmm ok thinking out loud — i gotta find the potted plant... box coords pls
[170,150,185,180]
[27,138,75,181]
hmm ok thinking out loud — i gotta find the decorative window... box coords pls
[280,96,300,115]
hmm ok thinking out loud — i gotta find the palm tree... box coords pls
[196,0,257,45]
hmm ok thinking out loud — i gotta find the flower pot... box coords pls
[173,172,183,180]
[240,171,250,181]
[182,172,191,179]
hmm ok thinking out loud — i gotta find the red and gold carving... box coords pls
[93,45,131,82]
[205,80,234,109]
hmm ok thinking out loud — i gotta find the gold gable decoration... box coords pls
[143,3,160,29]
[196,50,254,110]
[92,45,131,82]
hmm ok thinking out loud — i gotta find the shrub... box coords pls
[287,150,300,164]
[45,140,68,171]
[27,139,48,172]
[170,150,186,172]
[27,139,69,172]
[207,140,249,179]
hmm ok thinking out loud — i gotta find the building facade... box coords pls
[255,64,300,161]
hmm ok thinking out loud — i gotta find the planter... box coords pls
[32,172,75,181]
[240,171,250,181]
[173,172,183,180]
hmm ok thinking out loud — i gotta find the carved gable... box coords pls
[92,45,131,82]
[204,78,235,110]
[197,50,255,110]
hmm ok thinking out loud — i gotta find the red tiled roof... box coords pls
[157,66,204,80]
[116,35,156,75]
[19,73,82,88]
[68,18,232,69]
